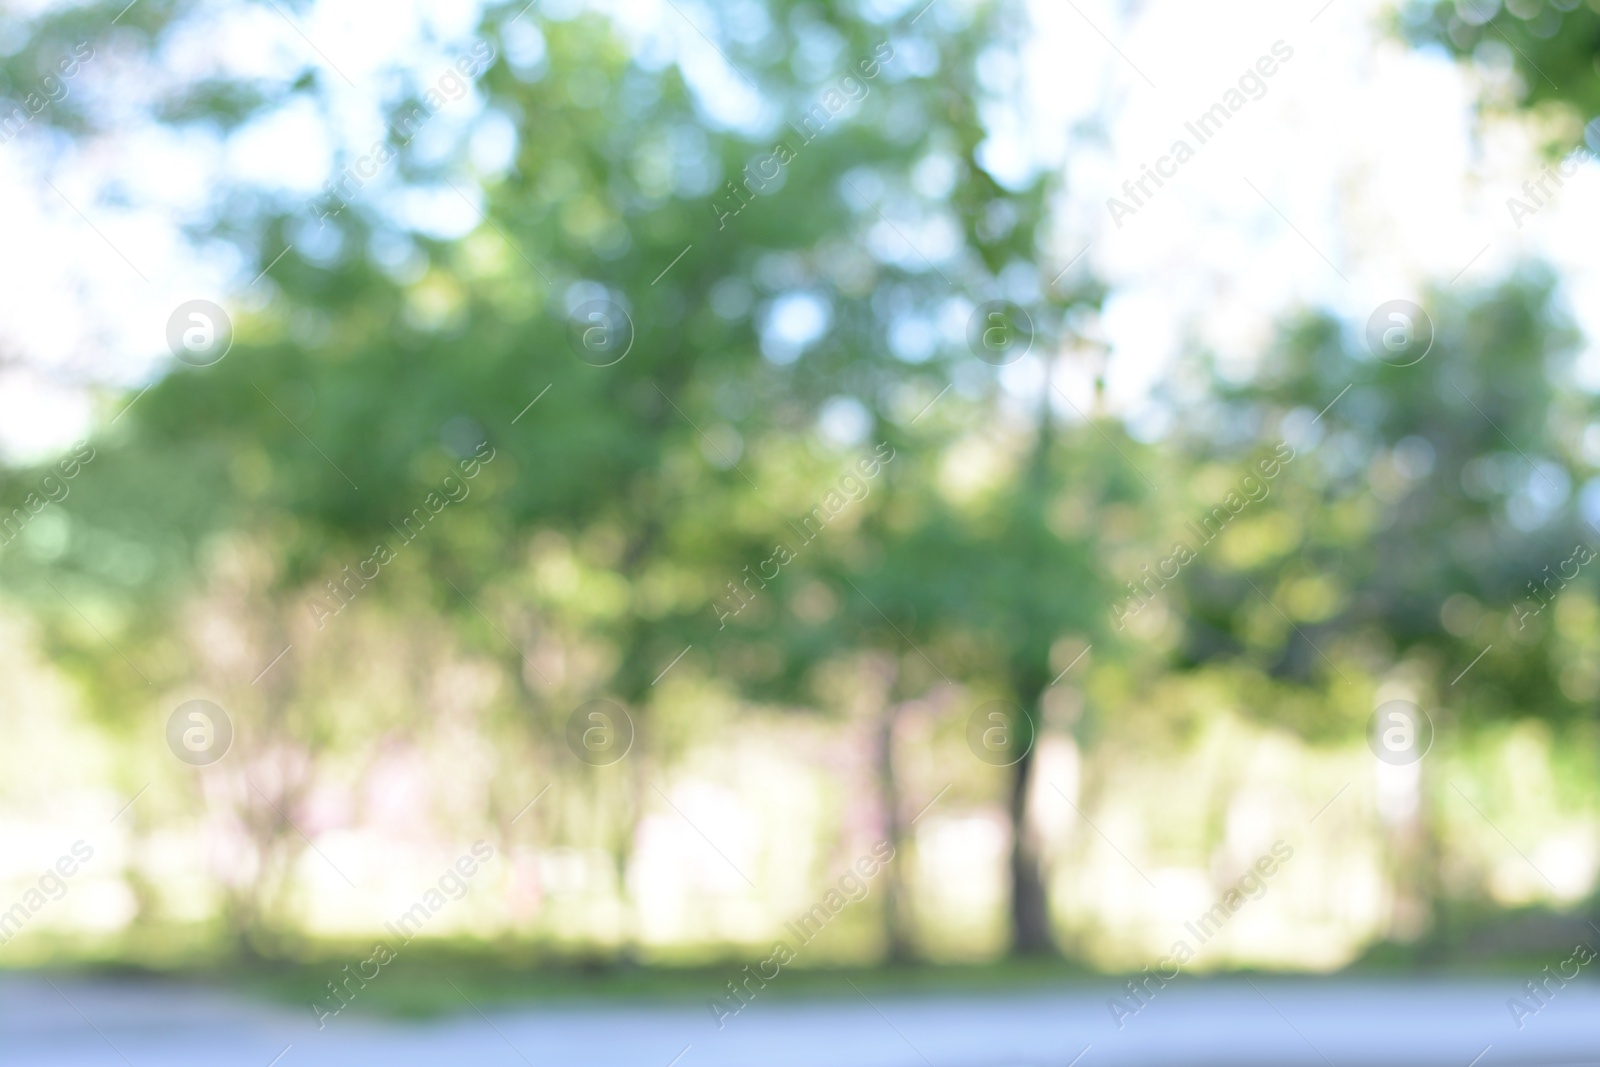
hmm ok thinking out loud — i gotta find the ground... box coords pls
[4,972,1596,1066]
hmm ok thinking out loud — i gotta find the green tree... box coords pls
[2,0,1120,961]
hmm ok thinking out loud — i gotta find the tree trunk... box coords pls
[1008,701,1053,955]
[1006,359,1060,957]
[875,700,916,962]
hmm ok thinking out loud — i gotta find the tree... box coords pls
[3,0,1115,960]
[1405,0,1600,142]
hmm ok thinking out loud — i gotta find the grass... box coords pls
[13,895,1595,1021]
[196,951,1101,1019]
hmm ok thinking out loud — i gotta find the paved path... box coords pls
[2,974,1597,1066]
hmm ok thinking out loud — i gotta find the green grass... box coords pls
[13,895,1596,1021]
[30,949,1100,1020]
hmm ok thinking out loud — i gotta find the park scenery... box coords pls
[2,0,1600,1064]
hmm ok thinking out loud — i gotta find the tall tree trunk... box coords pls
[1006,358,1060,957]
[226,607,309,961]
[875,700,916,962]
[1008,696,1053,955]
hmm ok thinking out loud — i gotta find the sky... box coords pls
[0,0,1595,463]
